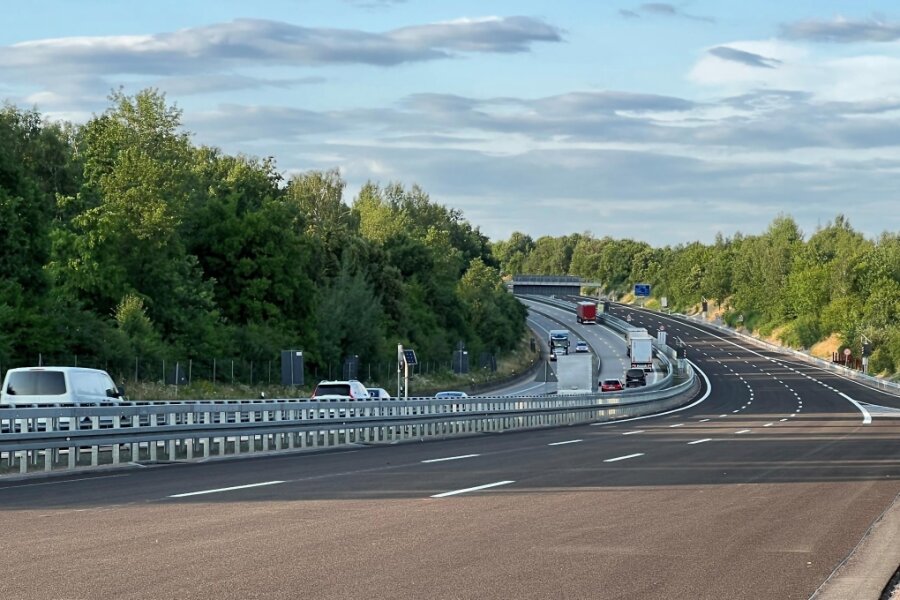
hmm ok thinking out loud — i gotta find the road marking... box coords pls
[699,418,710,422]
[668,423,684,428]
[839,392,872,425]
[604,453,645,463]
[431,480,514,498]
[0,473,129,491]
[622,430,644,435]
[548,439,583,446]
[421,454,481,463]
[169,480,285,498]
[735,429,751,434]
[764,423,774,427]
[732,410,740,413]
[719,414,727,418]
[688,438,712,445]
[780,418,788,421]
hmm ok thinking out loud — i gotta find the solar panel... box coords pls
[402,349,418,365]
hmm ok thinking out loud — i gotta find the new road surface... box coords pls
[0,304,898,599]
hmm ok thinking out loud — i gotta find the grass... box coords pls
[121,330,541,401]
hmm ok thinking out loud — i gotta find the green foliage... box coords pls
[493,214,900,375]
[0,91,525,387]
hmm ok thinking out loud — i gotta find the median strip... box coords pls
[169,480,285,498]
[421,454,480,464]
[431,480,515,498]
[604,453,645,463]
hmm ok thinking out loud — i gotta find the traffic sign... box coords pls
[843,348,851,357]
[634,284,651,297]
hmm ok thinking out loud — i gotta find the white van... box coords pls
[1,366,125,406]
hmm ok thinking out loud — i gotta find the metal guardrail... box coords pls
[0,372,697,476]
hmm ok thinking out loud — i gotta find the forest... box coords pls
[0,90,525,387]
[493,217,900,377]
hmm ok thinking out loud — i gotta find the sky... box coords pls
[3,0,900,245]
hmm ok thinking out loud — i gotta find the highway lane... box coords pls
[1,304,898,599]
[521,298,661,385]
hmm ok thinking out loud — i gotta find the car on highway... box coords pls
[1,366,127,431]
[600,379,624,392]
[624,368,647,388]
[367,387,392,400]
[434,391,468,399]
[312,380,370,400]
[574,340,589,353]
[549,347,565,362]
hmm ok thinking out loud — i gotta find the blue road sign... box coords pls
[634,284,651,297]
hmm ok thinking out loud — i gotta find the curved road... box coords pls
[0,303,898,599]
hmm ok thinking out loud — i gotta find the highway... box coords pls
[1,303,898,599]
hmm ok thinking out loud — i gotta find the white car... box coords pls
[1,366,126,431]
[311,380,370,400]
[574,340,589,353]
[367,387,392,400]
[1,366,124,406]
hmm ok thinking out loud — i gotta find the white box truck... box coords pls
[629,334,654,370]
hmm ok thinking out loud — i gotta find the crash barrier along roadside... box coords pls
[1,369,697,476]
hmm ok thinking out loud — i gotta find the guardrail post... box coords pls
[167,413,176,460]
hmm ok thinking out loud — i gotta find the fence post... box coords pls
[134,357,139,383]
[231,360,234,385]
[189,359,192,386]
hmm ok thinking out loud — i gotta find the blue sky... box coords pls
[3,1,900,244]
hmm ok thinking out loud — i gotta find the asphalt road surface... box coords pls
[1,304,898,600]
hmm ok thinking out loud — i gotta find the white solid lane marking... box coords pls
[688,438,712,445]
[431,480,514,498]
[169,480,285,498]
[839,392,872,425]
[604,453,645,463]
[622,430,645,435]
[669,423,684,428]
[421,454,481,463]
[0,473,129,491]
[548,439,583,446]
[735,429,751,434]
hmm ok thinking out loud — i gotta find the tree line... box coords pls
[493,216,900,376]
[0,90,525,384]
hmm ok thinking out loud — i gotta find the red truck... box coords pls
[576,301,597,324]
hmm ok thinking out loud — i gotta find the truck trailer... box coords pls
[629,334,654,370]
[575,301,597,324]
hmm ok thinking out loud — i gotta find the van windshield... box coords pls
[6,371,67,396]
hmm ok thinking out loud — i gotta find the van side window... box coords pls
[71,372,114,397]
[6,372,67,395]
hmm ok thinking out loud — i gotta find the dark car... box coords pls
[624,368,647,388]
[600,379,623,392]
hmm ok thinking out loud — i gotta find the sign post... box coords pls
[843,347,851,366]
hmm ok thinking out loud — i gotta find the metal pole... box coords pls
[213,358,216,383]
[188,359,192,386]
[397,344,402,398]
